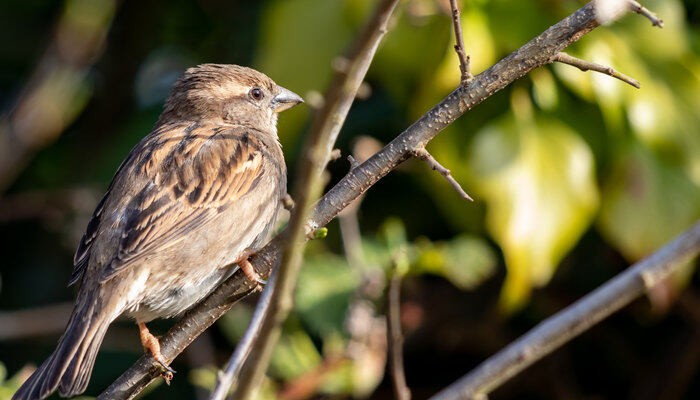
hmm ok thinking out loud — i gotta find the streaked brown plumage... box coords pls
[12,64,302,400]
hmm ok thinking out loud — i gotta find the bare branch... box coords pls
[629,0,664,27]
[231,1,400,399]
[430,221,700,400]
[449,0,472,83]
[97,3,665,399]
[388,270,411,400]
[413,148,473,201]
[552,52,640,88]
[208,273,276,400]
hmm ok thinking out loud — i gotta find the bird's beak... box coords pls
[271,87,304,113]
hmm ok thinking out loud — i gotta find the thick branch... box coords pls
[552,51,640,88]
[310,2,600,229]
[99,3,655,398]
[430,221,700,400]
[448,0,472,83]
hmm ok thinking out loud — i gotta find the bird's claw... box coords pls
[239,259,266,287]
[138,321,175,384]
[155,358,175,384]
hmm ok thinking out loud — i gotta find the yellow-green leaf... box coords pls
[469,111,599,312]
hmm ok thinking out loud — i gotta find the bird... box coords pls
[12,64,303,400]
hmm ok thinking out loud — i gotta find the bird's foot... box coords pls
[138,322,176,384]
[235,248,267,287]
[282,193,295,211]
[240,259,267,286]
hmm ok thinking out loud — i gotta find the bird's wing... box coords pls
[70,151,136,286]
[72,123,267,284]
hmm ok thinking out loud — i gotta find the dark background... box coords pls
[1,0,698,399]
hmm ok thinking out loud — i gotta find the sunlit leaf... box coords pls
[530,68,558,111]
[469,94,599,312]
[433,7,496,89]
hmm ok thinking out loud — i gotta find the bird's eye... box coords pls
[249,87,264,101]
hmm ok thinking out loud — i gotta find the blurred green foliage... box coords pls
[1,0,698,399]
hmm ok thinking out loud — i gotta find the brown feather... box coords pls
[100,123,266,282]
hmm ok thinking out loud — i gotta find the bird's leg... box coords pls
[138,321,175,383]
[235,248,266,286]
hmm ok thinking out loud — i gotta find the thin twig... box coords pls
[629,0,664,27]
[387,270,411,400]
[414,148,473,201]
[430,221,700,400]
[230,1,400,399]
[97,3,663,399]
[448,0,472,83]
[208,272,276,400]
[347,154,360,170]
[552,52,640,88]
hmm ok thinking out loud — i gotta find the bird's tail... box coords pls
[12,296,115,400]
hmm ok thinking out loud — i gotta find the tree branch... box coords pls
[208,273,275,400]
[413,148,473,201]
[97,2,660,398]
[629,0,664,27]
[448,0,472,83]
[552,51,640,88]
[226,1,401,399]
[430,221,700,400]
[387,269,411,400]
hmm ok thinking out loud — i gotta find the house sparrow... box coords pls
[12,64,302,400]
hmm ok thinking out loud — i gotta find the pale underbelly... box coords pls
[124,265,238,322]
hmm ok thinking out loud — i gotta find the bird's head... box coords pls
[158,64,303,135]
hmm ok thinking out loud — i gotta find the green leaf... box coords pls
[598,142,700,261]
[268,322,323,380]
[295,253,359,338]
[621,0,690,61]
[413,235,497,291]
[469,103,599,312]
[372,4,450,105]
[219,309,322,380]
[443,235,498,290]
